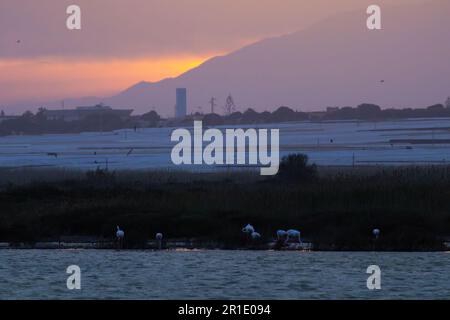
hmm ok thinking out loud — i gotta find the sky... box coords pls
[0,0,422,111]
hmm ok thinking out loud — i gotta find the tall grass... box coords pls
[0,165,450,250]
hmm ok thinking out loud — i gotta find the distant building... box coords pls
[43,104,133,122]
[175,88,187,118]
[446,97,450,109]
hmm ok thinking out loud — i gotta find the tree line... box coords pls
[1,102,450,136]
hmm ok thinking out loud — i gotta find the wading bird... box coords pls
[116,226,124,250]
[276,230,287,240]
[373,228,380,240]
[242,224,255,234]
[251,232,261,240]
[286,229,302,244]
[155,233,163,250]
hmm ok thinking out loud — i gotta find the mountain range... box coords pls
[36,0,450,116]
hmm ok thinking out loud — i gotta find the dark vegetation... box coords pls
[322,103,450,121]
[181,103,450,126]
[0,109,140,136]
[0,155,450,251]
[2,102,450,136]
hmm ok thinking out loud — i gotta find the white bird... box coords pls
[155,232,163,250]
[251,232,261,240]
[116,226,124,239]
[242,224,255,234]
[373,228,380,239]
[276,230,287,240]
[286,229,302,244]
[116,226,125,250]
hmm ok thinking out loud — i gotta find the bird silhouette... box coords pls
[276,230,287,240]
[373,228,380,239]
[251,232,261,240]
[242,224,255,234]
[286,229,302,244]
[155,233,163,249]
[116,226,125,250]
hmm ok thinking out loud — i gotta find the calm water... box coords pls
[0,250,449,299]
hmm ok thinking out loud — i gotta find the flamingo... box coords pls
[276,230,287,240]
[286,229,302,244]
[251,232,261,240]
[242,224,255,234]
[116,226,124,249]
[155,233,163,250]
[373,228,380,240]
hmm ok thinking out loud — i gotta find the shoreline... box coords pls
[0,240,314,251]
[1,240,449,252]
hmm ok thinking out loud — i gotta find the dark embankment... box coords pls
[0,156,450,250]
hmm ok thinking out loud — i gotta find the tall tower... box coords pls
[209,97,216,114]
[224,94,236,115]
[175,88,187,118]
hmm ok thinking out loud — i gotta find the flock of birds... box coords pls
[115,224,382,250]
[241,224,302,245]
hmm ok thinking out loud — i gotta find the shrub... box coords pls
[278,153,317,181]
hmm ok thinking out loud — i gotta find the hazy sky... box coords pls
[0,0,422,109]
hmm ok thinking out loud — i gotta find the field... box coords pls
[1,118,450,170]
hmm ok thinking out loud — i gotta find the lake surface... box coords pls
[1,250,449,299]
[1,118,450,170]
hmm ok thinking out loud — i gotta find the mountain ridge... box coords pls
[13,0,450,117]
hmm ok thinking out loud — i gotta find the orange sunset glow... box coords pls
[0,56,213,105]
